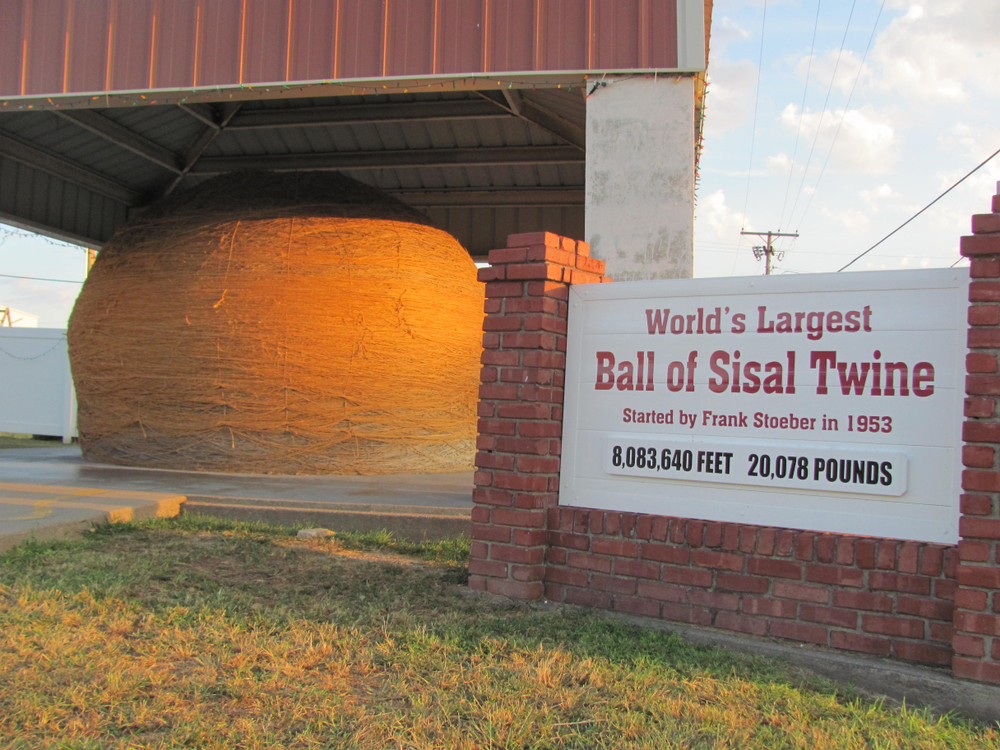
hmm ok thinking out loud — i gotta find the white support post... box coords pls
[585,76,696,281]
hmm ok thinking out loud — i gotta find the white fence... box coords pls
[0,328,76,441]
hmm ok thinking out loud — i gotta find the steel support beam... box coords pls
[0,211,105,249]
[178,103,221,130]
[520,97,586,150]
[501,89,523,115]
[225,99,511,130]
[157,103,243,200]
[477,91,585,151]
[0,131,141,205]
[191,146,583,174]
[54,110,183,173]
[388,188,584,207]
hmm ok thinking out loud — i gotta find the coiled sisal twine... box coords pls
[68,172,484,474]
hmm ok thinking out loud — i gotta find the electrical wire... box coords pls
[785,0,858,231]
[778,0,822,231]
[0,272,83,284]
[793,0,886,232]
[838,144,1000,271]
[733,0,769,276]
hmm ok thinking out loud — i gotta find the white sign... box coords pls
[560,269,969,544]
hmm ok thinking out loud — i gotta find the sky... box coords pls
[3,0,1000,327]
[694,0,1000,278]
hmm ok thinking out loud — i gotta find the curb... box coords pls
[184,495,471,541]
[0,484,185,553]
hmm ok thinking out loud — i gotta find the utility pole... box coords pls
[740,230,799,275]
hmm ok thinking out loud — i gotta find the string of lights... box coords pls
[0,73,621,112]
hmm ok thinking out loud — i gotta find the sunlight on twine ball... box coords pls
[67,172,484,474]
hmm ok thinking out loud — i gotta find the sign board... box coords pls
[560,269,969,544]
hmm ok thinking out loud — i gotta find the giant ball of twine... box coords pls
[68,171,484,474]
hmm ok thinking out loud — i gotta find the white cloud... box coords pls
[794,49,868,98]
[710,16,751,56]
[696,189,749,242]
[766,153,791,175]
[868,0,1000,101]
[779,104,896,174]
[897,255,935,269]
[704,58,760,133]
[822,206,870,234]
[0,227,86,328]
[859,183,902,212]
[0,279,80,328]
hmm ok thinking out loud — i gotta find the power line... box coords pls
[778,0,822,231]
[839,145,1000,271]
[733,0,769,276]
[785,0,858,230]
[793,0,886,232]
[0,272,83,284]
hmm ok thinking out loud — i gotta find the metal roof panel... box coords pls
[4,0,703,99]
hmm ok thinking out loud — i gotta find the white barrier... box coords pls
[0,328,76,442]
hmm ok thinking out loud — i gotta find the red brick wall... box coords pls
[472,193,1000,684]
[954,189,1000,683]
[544,508,956,665]
[469,231,610,599]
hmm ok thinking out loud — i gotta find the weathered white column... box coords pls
[585,76,695,281]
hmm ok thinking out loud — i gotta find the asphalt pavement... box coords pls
[0,445,474,549]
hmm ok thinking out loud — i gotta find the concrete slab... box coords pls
[0,446,474,544]
[0,481,184,553]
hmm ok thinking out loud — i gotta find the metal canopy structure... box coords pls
[0,89,588,257]
[0,0,710,258]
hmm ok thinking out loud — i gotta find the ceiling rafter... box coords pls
[177,103,221,130]
[387,188,584,207]
[224,99,512,130]
[476,91,585,151]
[190,145,584,174]
[53,110,183,174]
[157,103,243,200]
[0,130,141,206]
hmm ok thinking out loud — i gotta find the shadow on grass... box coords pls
[1,516,995,749]
[0,516,858,690]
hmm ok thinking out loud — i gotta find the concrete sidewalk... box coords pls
[0,446,474,550]
[0,481,184,553]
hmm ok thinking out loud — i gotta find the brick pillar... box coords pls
[469,231,610,599]
[955,185,1000,684]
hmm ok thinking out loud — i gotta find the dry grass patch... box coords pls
[0,517,996,749]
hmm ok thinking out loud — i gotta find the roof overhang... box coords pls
[0,0,710,258]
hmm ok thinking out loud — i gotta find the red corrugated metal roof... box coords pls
[2,0,704,99]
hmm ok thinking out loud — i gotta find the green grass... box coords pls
[0,517,996,749]
[0,433,66,449]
